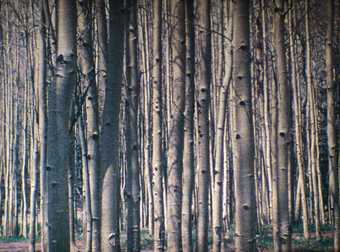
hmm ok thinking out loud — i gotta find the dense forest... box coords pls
[0,0,339,251]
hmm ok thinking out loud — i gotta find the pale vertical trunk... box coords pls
[167,0,186,251]
[78,112,92,252]
[212,1,232,250]
[126,1,140,250]
[22,76,29,238]
[29,42,38,246]
[95,0,107,120]
[326,0,340,249]
[2,14,9,235]
[288,0,309,238]
[11,25,20,238]
[0,18,3,235]
[138,4,153,234]
[68,135,76,252]
[29,115,39,252]
[151,0,165,250]
[232,0,256,251]
[260,0,272,221]
[274,0,291,250]
[196,0,211,251]
[38,1,48,250]
[305,0,321,239]
[78,0,101,250]
[182,0,195,251]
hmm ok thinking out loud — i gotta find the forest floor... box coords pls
[0,225,334,251]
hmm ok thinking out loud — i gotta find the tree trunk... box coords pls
[151,0,165,250]
[166,0,186,251]
[196,0,211,251]
[38,1,48,250]
[182,0,195,251]
[126,1,140,251]
[212,1,232,250]
[288,0,309,238]
[274,0,292,250]
[326,0,340,249]
[100,0,124,251]
[78,0,101,250]
[232,0,256,251]
[305,0,321,240]
[78,112,92,252]
[47,0,77,250]
[29,113,39,252]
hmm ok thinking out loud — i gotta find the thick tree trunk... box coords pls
[100,1,124,251]
[47,0,76,250]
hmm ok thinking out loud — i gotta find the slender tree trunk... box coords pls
[22,76,29,239]
[126,1,140,251]
[232,0,256,251]
[29,113,38,252]
[288,0,309,238]
[260,0,272,222]
[78,111,92,252]
[212,2,232,250]
[305,0,321,240]
[80,114,92,251]
[182,0,195,251]
[151,0,165,250]
[38,1,48,251]
[37,1,48,250]
[78,0,101,250]
[68,135,76,252]
[196,0,211,251]
[95,0,107,120]
[273,0,292,250]
[166,0,186,251]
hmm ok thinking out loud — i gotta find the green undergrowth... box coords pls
[120,229,153,250]
[0,236,28,243]
[256,224,333,251]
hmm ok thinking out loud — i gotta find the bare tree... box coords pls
[232,0,256,251]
